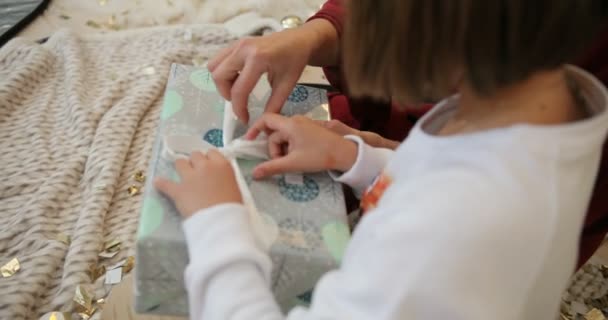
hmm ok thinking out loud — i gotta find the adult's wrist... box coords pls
[301,19,340,67]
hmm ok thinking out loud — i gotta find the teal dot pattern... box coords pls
[288,85,309,102]
[297,290,313,304]
[278,175,319,202]
[203,129,223,147]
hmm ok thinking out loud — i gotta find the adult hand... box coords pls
[245,114,358,179]
[208,19,339,123]
[154,150,242,218]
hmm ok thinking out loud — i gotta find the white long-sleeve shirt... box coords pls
[181,66,608,320]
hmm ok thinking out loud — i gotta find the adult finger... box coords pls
[211,51,246,101]
[230,60,266,123]
[154,177,180,200]
[265,77,298,114]
[208,43,235,72]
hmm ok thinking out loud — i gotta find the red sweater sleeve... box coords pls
[307,0,345,37]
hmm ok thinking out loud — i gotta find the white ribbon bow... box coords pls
[163,102,278,250]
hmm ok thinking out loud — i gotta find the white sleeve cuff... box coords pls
[329,135,393,197]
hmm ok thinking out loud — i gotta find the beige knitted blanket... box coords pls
[0,25,235,319]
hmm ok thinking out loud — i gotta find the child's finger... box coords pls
[154,177,180,200]
[190,151,207,169]
[175,158,193,178]
[252,155,298,179]
[245,113,289,140]
[268,131,288,159]
[206,149,228,163]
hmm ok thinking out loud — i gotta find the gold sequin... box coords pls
[128,185,140,196]
[98,251,118,259]
[1,258,20,277]
[56,233,71,245]
[88,264,106,281]
[73,285,93,314]
[104,239,121,252]
[123,256,135,273]
[586,308,606,320]
[134,171,146,183]
[40,311,71,320]
[86,20,101,29]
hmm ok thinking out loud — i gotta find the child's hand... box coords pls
[245,114,358,179]
[154,150,242,218]
[316,119,400,150]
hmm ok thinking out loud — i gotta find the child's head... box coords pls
[344,0,608,104]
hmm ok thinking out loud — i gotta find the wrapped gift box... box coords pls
[135,64,350,315]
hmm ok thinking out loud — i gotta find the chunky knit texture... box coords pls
[0,25,235,319]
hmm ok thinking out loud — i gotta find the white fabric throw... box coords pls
[0,25,237,319]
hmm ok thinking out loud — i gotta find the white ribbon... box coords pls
[163,101,278,250]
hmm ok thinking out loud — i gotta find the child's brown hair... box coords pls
[344,0,608,103]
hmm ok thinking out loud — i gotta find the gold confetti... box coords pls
[105,15,121,30]
[40,311,71,320]
[73,285,93,314]
[141,66,156,75]
[56,233,71,245]
[127,185,140,196]
[134,171,146,183]
[123,256,135,273]
[98,250,118,259]
[107,15,116,26]
[104,239,121,252]
[77,306,97,320]
[96,298,105,305]
[586,308,606,320]
[59,14,70,20]
[1,258,20,277]
[86,20,101,29]
[88,264,106,281]
[98,0,107,6]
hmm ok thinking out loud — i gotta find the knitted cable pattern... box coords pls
[0,25,235,319]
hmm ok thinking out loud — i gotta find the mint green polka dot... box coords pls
[161,90,183,120]
[168,169,181,183]
[190,69,217,92]
[138,196,164,239]
[213,100,225,114]
[322,222,350,263]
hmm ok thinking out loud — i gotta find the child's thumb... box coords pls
[154,177,179,200]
